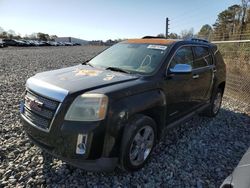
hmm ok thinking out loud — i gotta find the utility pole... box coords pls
[166,17,169,39]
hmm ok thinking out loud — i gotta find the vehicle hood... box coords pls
[26,65,139,101]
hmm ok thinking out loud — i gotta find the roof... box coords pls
[123,38,178,45]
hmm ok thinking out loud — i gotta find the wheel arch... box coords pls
[118,113,158,171]
[103,90,166,157]
[139,106,165,139]
[211,80,226,101]
[218,81,226,95]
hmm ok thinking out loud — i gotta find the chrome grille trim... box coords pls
[23,107,50,129]
[22,89,61,132]
[26,91,58,110]
[24,100,54,119]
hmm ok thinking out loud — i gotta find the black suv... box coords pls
[20,38,226,171]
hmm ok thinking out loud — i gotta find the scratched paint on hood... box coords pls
[33,64,139,93]
[103,74,115,81]
[73,68,103,76]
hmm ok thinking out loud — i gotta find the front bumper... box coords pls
[21,115,118,172]
[27,132,118,172]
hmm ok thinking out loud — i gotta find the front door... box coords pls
[164,46,198,123]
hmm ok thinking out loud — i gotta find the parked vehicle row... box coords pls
[1,39,81,47]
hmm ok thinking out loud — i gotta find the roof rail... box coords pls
[188,38,209,43]
[142,36,166,39]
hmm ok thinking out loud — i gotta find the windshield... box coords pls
[89,43,169,74]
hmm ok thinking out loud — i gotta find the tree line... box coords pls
[0,27,57,41]
[157,0,250,41]
[199,0,250,41]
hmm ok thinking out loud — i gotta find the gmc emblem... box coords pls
[25,96,43,111]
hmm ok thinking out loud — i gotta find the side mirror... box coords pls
[169,64,192,74]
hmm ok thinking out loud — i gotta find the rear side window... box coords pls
[193,46,213,68]
[169,47,194,68]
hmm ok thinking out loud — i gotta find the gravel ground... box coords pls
[0,46,250,188]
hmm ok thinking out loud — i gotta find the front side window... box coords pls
[89,43,169,74]
[193,46,212,68]
[169,46,194,69]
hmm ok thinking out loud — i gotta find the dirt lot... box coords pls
[0,46,250,187]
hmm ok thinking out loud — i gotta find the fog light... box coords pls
[76,134,87,155]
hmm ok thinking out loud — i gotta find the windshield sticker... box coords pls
[147,45,167,50]
[73,68,102,76]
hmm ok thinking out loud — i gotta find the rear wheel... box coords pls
[202,88,223,117]
[119,115,157,171]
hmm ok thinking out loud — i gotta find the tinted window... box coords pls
[193,46,212,68]
[169,47,194,69]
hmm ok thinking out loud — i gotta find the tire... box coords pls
[202,88,223,117]
[119,114,157,171]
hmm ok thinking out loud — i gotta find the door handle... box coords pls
[192,74,199,79]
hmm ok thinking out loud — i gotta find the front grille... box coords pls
[22,89,60,131]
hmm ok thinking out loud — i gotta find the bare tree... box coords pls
[7,29,16,36]
[180,28,194,39]
[240,0,250,39]
[156,33,165,38]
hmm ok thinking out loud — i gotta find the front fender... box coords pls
[110,89,165,134]
[102,89,166,157]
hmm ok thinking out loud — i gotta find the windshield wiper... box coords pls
[82,60,94,67]
[105,66,130,74]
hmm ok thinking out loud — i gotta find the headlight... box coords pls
[65,93,108,121]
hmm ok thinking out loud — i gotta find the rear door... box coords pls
[191,46,213,103]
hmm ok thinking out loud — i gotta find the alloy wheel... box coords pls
[129,125,154,166]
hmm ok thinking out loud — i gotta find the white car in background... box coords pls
[220,148,250,188]
[48,41,59,46]
[64,42,74,46]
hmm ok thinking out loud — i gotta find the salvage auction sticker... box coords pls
[147,45,167,50]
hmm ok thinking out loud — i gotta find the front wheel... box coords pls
[119,115,157,171]
[202,88,223,117]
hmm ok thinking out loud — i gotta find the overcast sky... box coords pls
[0,0,240,40]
